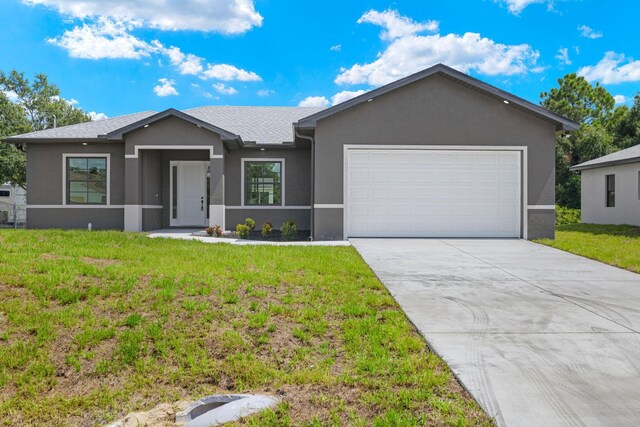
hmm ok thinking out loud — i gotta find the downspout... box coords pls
[294,127,315,240]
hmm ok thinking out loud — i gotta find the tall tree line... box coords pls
[0,70,90,188]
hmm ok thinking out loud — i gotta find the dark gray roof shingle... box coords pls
[571,144,640,171]
[6,106,325,145]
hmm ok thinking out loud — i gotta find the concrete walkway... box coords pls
[147,229,351,246]
[351,238,640,427]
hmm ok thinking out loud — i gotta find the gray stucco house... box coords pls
[5,64,578,240]
[571,144,640,226]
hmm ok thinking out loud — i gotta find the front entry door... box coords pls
[172,161,207,227]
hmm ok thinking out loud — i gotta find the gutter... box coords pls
[294,126,315,241]
[570,156,640,172]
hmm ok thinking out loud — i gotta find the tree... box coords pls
[540,73,628,208]
[612,93,640,150]
[0,70,91,187]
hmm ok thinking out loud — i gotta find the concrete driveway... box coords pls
[351,239,640,427]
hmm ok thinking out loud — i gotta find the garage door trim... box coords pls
[342,145,528,239]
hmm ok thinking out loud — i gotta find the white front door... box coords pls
[172,161,207,227]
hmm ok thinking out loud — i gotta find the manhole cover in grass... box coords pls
[176,394,279,426]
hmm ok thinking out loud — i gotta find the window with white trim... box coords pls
[66,157,107,204]
[244,161,282,206]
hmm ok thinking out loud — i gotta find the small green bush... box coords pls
[280,219,297,241]
[245,217,256,231]
[556,205,580,226]
[262,221,273,238]
[236,223,250,239]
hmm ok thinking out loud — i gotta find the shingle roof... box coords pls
[6,111,156,140]
[184,106,324,145]
[571,144,640,171]
[5,106,325,145]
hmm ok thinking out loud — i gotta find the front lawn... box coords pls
[0,230,489,426]
[537,223,640,272]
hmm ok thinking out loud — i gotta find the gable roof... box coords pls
[295,63,579,132]
[4,106,325,145]
[571,144,640,171]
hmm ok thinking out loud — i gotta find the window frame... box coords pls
[62,153,111,205]
[241,158,285,207]
[0,189,11,198]
[605,174,615,208]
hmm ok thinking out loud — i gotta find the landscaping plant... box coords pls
[244,217,256,231]
[280,219,297,241]
[236,223,250,239]
[261,221,273,238]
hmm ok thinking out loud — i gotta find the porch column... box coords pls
[124,157,142,231]
[209,157,225,229]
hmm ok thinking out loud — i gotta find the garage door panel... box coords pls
[346,149,522,238]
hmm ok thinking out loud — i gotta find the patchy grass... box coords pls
[0,230,490,426]
[537,223,640,272]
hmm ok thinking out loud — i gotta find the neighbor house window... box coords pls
[0,190,10,197]
[606,174,615,207]
[244,160,283,206]
[66,157,107,204]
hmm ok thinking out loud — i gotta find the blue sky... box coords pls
[1,0,639,119]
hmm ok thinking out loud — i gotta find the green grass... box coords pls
[0,230,490,426]
[537,223,640,272]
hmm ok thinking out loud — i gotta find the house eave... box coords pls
[571,157,640,172]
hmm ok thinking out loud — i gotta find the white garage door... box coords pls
[346,149,522,238]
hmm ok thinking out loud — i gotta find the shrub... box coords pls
[245,217,256,231]
[205,224,223,237]
[280,219,297,241]
[556,205,580,226]
[236,223,250,239]
[261,221,273,238]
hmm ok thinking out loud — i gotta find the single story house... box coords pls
[4,64,578,240]
[0,183,26,224]
[571,144,640,226]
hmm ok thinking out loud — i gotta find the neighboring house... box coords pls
[0,183,27,224]
[3,64,578,240]
[571,144,640,226]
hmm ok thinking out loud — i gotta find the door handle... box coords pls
[201,196,204,211]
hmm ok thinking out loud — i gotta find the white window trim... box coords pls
[62,153,111,206]
[241,158,285,208]
[342,145,528,240]
[125,145,222,159]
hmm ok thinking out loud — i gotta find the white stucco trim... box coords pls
[141,205,163,209]
[124,145,220,159]
[28,205,124,209]
[124,205,142,231]
[240,158,286,207]
[314,204,344,209]
[225,206,310,210]
[62,153,111,206]
[342,145,529,240]
[527,205,555,210]
[209,204,225,230]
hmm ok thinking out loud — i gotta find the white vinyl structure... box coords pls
[345,148,522,238]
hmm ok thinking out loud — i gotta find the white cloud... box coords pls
[47,17,155,59]
[555,47,571,65]
[331,90,367,105]
[496,0,546,15]
[298,96,329,108]
[2,90,19,103]
[164,46,202,75]
[336,11,541,87]
[613,95,626,105]
[23,0,263,33]
[330,44,341,52]
[578,51,640,84]
[578,25,603,39]
[153,78,179,96]
[212,83,238,95]
[88,111,108,120]
[358,9,438,40]
[256,89,274,97]
[201,64,261,81]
